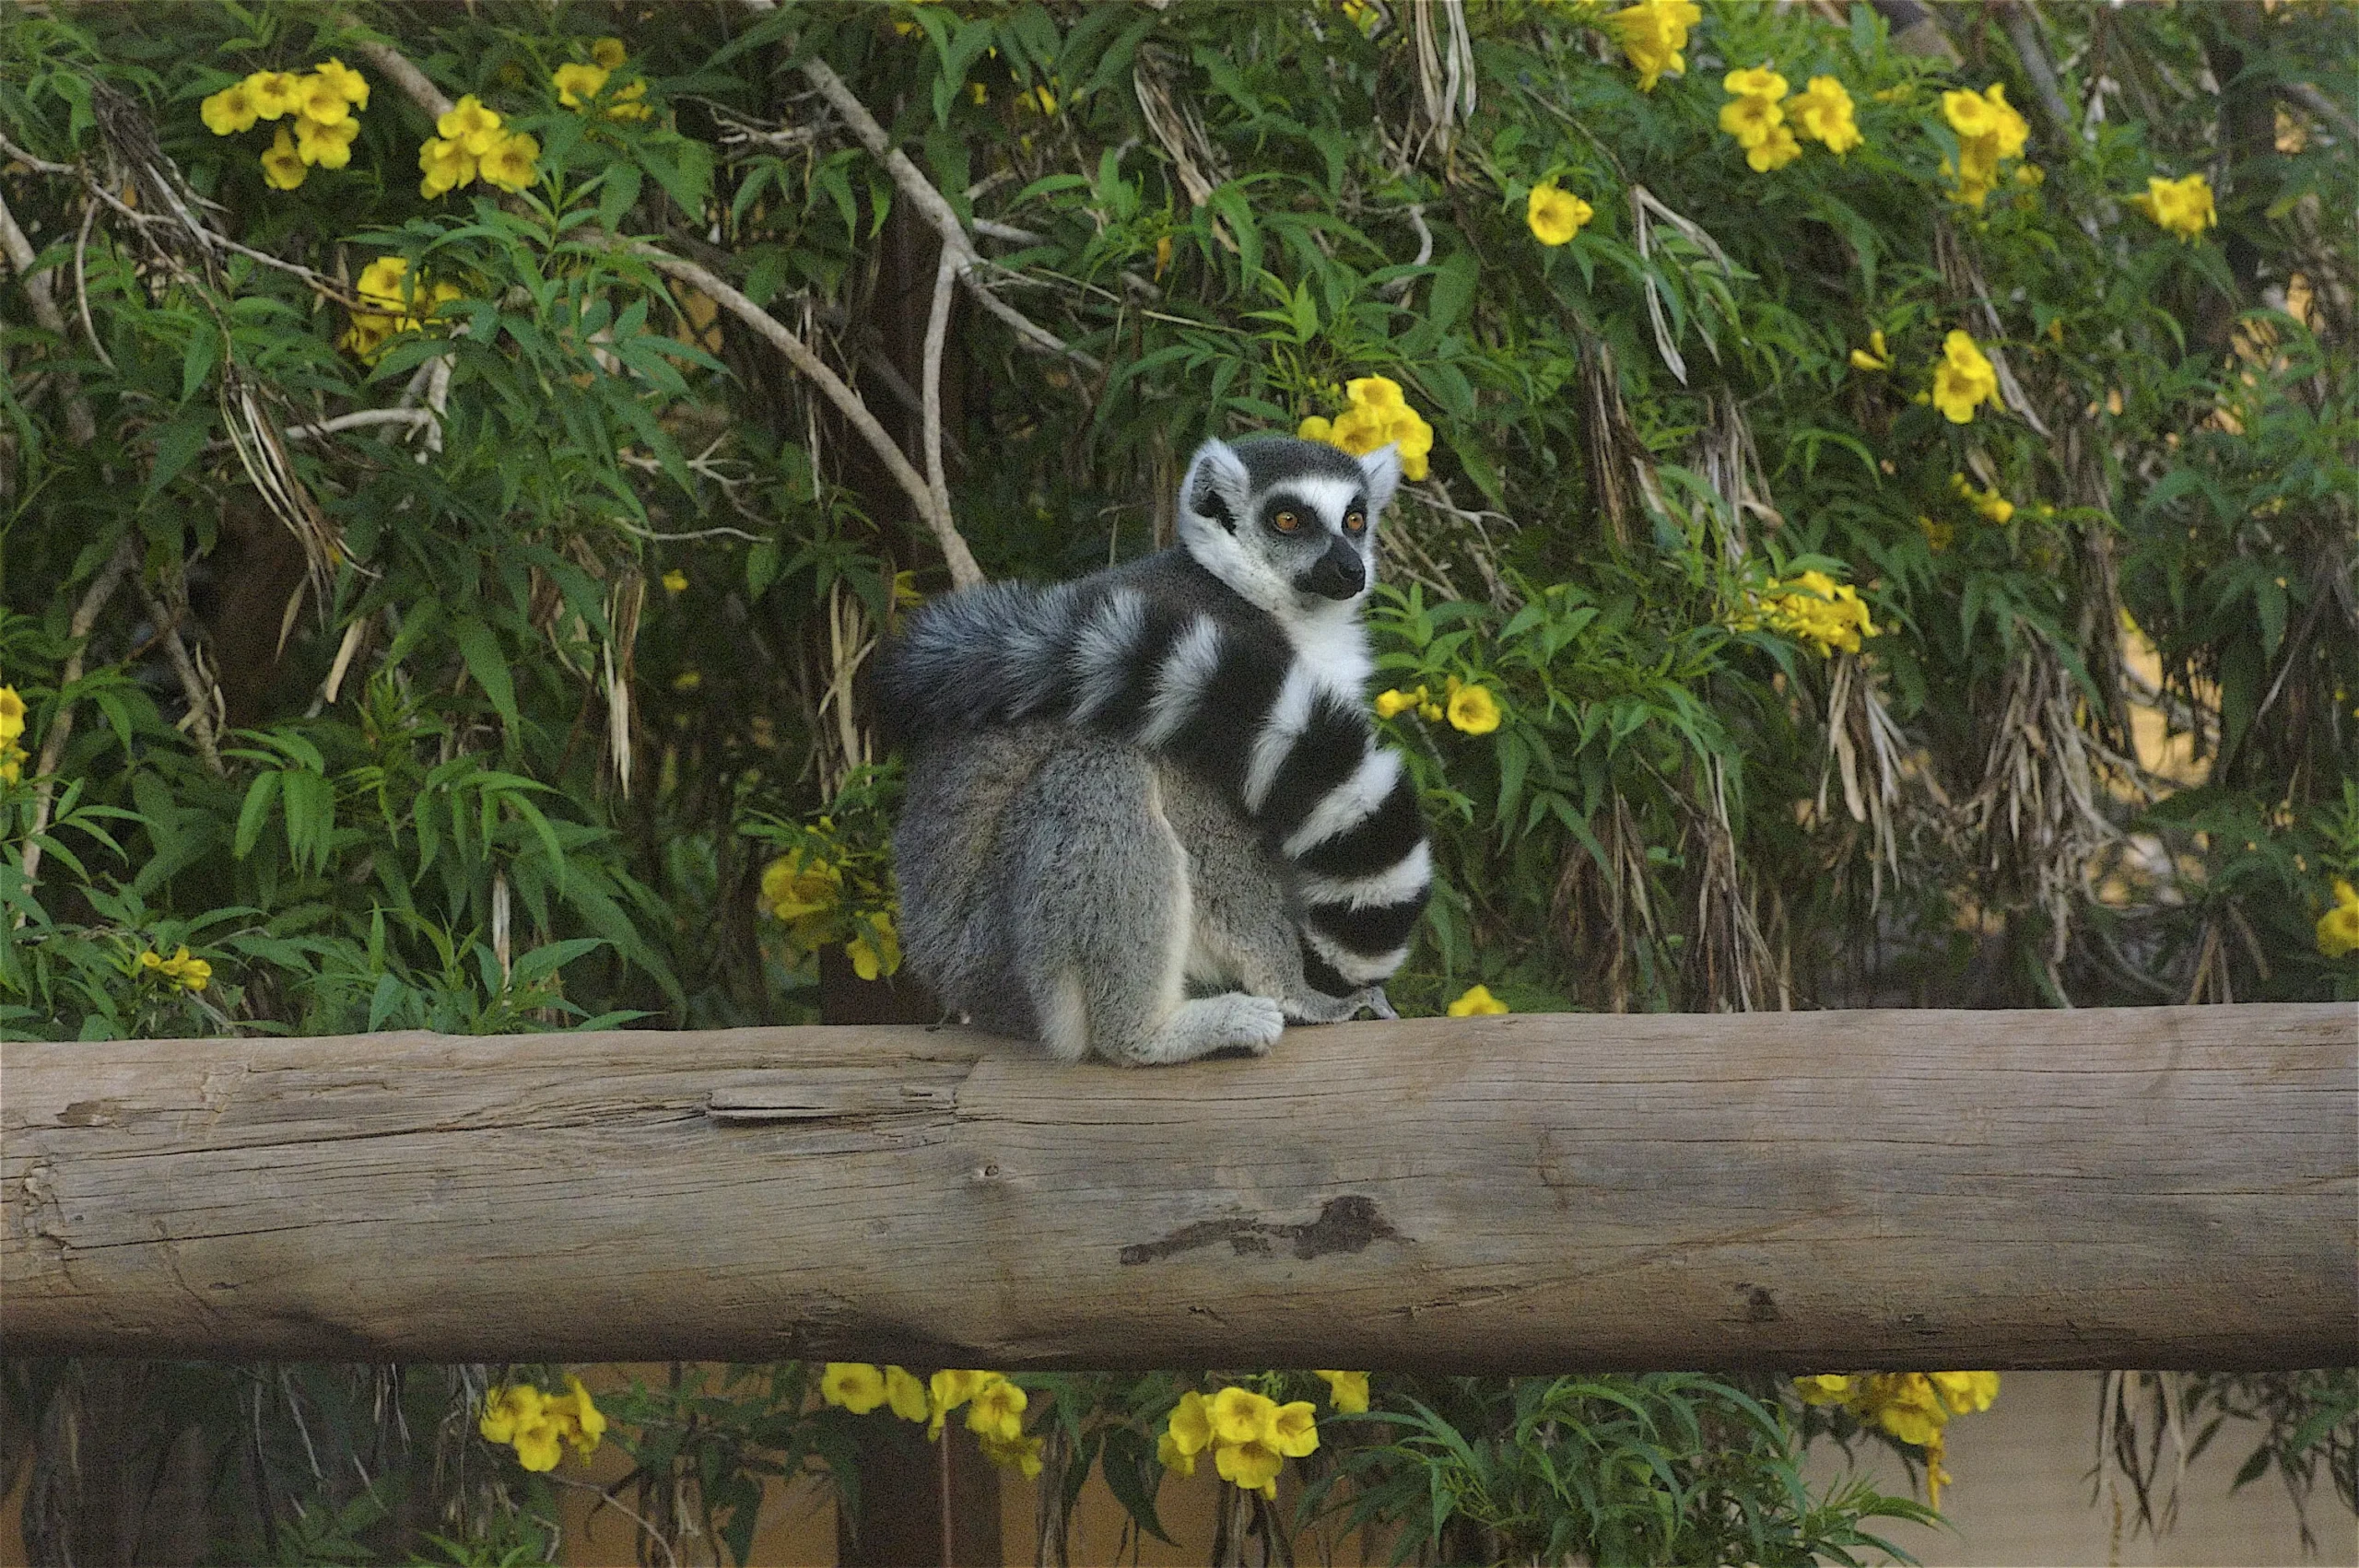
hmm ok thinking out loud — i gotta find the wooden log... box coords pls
[4,1006,2352,1369]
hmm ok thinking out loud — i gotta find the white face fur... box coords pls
[1177,437,1402,629]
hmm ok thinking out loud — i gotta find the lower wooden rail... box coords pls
[4,1005,2352,1368]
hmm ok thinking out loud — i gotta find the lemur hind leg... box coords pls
[1003,735,1284,1065]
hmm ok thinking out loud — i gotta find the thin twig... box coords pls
[18,537,140,899]
[921,245,958,539]
[280,408,439,442]
[73,199,114,371]
[0,181,99,444]
[582,229,983,587]
[135,574,227,777]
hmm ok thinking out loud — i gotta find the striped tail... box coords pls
[877,581,1429,988]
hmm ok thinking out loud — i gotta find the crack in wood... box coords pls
[1119,1195,1400,1266]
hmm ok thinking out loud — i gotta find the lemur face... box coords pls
[1178,437,1403,617]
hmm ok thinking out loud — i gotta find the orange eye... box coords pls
[1344,511,1367,534]
[1273,510,1300,532]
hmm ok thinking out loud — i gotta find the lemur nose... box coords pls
[1303,538,1366,601]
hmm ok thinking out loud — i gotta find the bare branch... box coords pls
[339,33,454,120]
[135,575,226,778]
[281,408,440,443]
[582,230,983,589]
[0,182,98,445]
[921,246,959,545]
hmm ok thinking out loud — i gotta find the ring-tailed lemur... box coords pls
[880,436,1428,1063]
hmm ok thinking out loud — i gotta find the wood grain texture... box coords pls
[5,1007,2353,1369]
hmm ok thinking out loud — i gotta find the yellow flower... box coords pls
[965,1375,1027,1443]
[885,1366,930,1422]
[512,1420,563,1472]
[1746,123,1803,172]
[1931,329,1999,424]
[1930,1371,2000,1415]
[1794,1374,1858,1406]
[201,81,260,135]
[1300,378,1437,481]
[295,71,350,126]
[1526,181,1593,246]
[554,62,612,110]
[417,136,476,198]
[1156,1430,1197,1476]
[1445,678,1502,735]
[316,58,370,110]
[1269,1400,1320,1458]
[1721,65,1789,102]
[1789,76,1861,155]
[661,569,688,593]
[1447,984,1508,1016]
[591,36,629,69]
[846,909,901,980]
[1017,83,1059,116]
[1214,1437,1284,1499]
[247,71,302,121]
[1718,92,1785,150]
[1210,1387,1277,1446]
[979,1432,1044,1477]
[604,79,653,122]
[1849,327,1891,373]
[1919,514,1954,553]
[1605,0,1701,92]
[1758,570,1878,656]
[2318,880,2359,959]
[1166,1389,1215,1458]
[260,126,307,190]
[2130,172,2217,242]
[1373,685,1427,720]
[927,1369,991,1438]
[0,745,23,785]
[821,1362,888,1413]
[760,850,842,941]
[0,685,26,743]
[164,946,211,991]
[477,131,540,193]
[437,94,506,157]
[1314,1370,1369,1414]
[294,114,358,169]
[1941,85,2029,207]
[1952,472,2014,523]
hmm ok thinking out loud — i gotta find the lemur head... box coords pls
[1178,436,1402,618]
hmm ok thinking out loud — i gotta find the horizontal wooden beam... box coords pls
[4,1006,2352,1369]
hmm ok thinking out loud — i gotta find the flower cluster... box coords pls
[200,62,369,191]
[1740,569,1879,658]
[1929,329,1999,425]
[1160,1386,1319,1500]
[1298,375,1436,482]
[2130,172,2217,243]
[1797,1372,1998,1506]
[1940,84,2030,209]
[1447,984,1508,1016]
[1605,0,1701,93]
[1375,676,1502,734]
[2318,879,2359,959]
[419,94,539,198]
[340,255,460,361]
[479,1376,606,1472]
[1951,471,2014,524]
[1719,69,1862,174]
[137,944,212,991]
[759,842,902,980]
[0,685,26,784]
[820,1364,1042,1476]
[553,37,654,123]
[1525,181,1593,246]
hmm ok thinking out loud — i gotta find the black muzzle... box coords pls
[1300,540,1366,601]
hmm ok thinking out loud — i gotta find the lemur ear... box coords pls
[1357,443,1402,520]
[1182,439,1251,533]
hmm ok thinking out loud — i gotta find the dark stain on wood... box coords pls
[1120,1195,1400,1266]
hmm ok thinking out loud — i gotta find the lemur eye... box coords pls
[1273,510,1300,533]
[1344,511,1367,534]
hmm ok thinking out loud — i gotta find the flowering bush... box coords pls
[4,0,2351,1561]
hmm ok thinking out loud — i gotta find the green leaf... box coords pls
[452,617,521,739]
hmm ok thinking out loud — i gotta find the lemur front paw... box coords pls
[1283,985,1395,1024]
